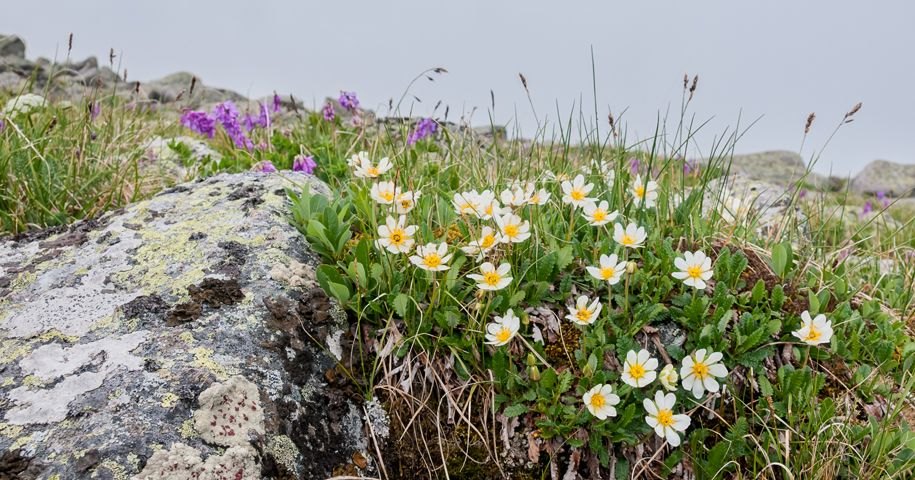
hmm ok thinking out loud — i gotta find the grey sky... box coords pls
[3,1,913,175]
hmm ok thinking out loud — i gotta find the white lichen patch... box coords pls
[5,331,148,425]
[267,435,300,474]
[193,376,265,447]
[326,329,345,361]
[364,397,391,440]
[132,442,204,480]
[269,258,314,287]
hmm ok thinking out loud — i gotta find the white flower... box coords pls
[394,190,421,214]
[672,250,714,290]
[582,200,618,226]
[370,181,399,204]
[485,309,521,346]
[621,349,659,388]
[545,170,572,182]
[347,150,370,167]
[680,349,728,399]
[409,242,452,272]
[473,190,506,220]
[631,174,658,208]
[644,391,691,447]
[495,213,531,244]
[500,182,534,207]
[658,364,679,392]
[719,190,750,223]
[792,311,833,346]
[528,188,551,206]
[561,174,595,208]
[565,295,602,326]
[586,254,627,285]
[613,222,647,249]
[461,226,499,260]
[375,215,417,254]
[593,159,616,185]
[467,262,512,291]
[354,156,393,178]
[583,384,620,420]
[453,190,480,216]
[2,93,47,116]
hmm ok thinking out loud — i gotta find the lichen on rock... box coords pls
[193,375,265,447]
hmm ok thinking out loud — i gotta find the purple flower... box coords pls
[407,117,437,145]
[683,160,698,175]
[242,103,271,132]
[292,154,317,174]
[257,161,277,173]
[322,102,335,121]
[90,102,101,121]
[272,93,282,113]
[628,157,640,175]
[861,201,873,217]
[338,91,359,112]
[798,189,808,199]
[213,101,253,150]
[876,191,890,208]
[180,110,216,138]
[0,119,5,133]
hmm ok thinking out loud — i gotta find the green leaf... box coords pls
[327,281,351,304]
[503,404,528,418]
[556,245,575,271]
[393,293,410,318]
[771,244,787,278]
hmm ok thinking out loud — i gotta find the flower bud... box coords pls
[626,261,638,274]
[529,365,541,381]
[659,364,678,391]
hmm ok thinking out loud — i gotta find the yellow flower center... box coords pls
[382,191,395,202]
[400,199,413,210]
[460,203,474,214]
[530,194,540,204]
[691,361,709,379]
[592,210,607,222]
[576,307,592,323]
[496,327,512,343]
[423,254,442,269]
[621,234,635,246]
[656,409,674,427]
[485,203,494,216]
[628,363,646,380]
[635,185,645,198]
[390,230,405,246]
[481,234,496,249]
[805,325,821,342]
[483,272,501,286]
[503,224,519,238]
[589,393,606,409]
[687,265,703,279]
[571,189,585,201]
[367,166,379,176]
[600,266,615,280]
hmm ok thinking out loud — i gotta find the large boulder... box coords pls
[0,35,25,59]
[145,72,246,107]
[0,173,380,479]
[851,160,915,197]
[715,150,826,188]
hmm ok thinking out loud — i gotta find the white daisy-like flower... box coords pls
[394,190,421,214]
[473,190,506,220]
[658,364,679,392]
[631,174,658,208]
[672,250,714,290]
[586,254,627,285]
[375,215,417,254]
[644,391,691,447]
[621,349,659,388]
[370,181,399,205]
[528,188,551,206]
[467,262,512,291]
[409,242,452,272]
[485,309,521,346]
[583,384,620,420]
[613,222,647,249]
[582,200,618,226]
[453,190,480,216]
[500,182,534,207]
[680,349,728,399]
[495,213,531,244]
[565,295,602,326]
[354,156,393,178]
[561,174,595,208]
[348,150,370,167]
[792,310,833,346]
[461,226,499,260]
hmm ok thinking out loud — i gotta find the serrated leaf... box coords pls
[393,293,410,318]
[503,404,528,418]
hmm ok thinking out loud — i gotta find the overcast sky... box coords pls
[3,1,913,175]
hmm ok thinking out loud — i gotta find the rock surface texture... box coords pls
[851,159,915,197]
[0,173,376,479]
[721,150,826,188]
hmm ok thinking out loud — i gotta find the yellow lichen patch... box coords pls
[38,329,80,343]
[95,459,129,480]
[48,475,61,480]
[180,419,197,439]
[268,435,301,473]
[10,270,38,290]
[0,423,23,438]
[1,377,13,387]
[0,339,31,366]
[90,312,121,333]
[161,392,179,408]
[22,375,44,388]
[10,434,32,450]
[191,347,233,379]
[179,331,195,345]
[107,389,125,401]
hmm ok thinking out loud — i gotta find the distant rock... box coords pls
[146,72,246,107]
[0,34,25,58]
[0,173,379,479]
[717,150,826,188]
[851,160,915,197]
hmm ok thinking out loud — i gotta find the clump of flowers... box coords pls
[180,110,216,138]
[292,155,317,174]
[408,117,438,145]
[338,91,360,112]
[180,100,273,150]
[322,102,335,122]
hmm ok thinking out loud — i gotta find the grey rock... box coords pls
[850,160,915,197]
[713,150,826,188]
[0,173,375,479]
[145,72,246,107]
[0,34,26,58]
